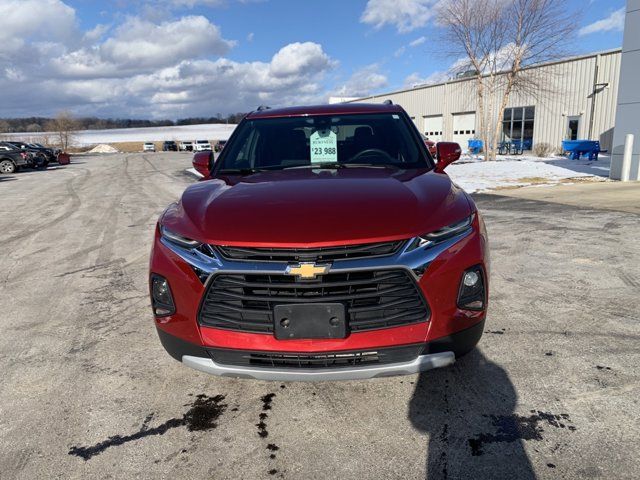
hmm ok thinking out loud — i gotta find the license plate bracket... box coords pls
[273,303,346,340]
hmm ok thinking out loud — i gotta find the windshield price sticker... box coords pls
[310,129,338,163]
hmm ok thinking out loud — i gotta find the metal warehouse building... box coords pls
[348,49,622,153]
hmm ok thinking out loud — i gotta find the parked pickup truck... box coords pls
[194,140,212,151]
[150,102,488,381]
[180,141,194,152]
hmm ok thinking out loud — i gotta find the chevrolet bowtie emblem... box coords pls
[285,262,331,280]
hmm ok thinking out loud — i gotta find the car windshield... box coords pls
[217,113,429,172]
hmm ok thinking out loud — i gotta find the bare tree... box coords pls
[437,0,577,160]
[0,120,10,135]
[46,111,79,152]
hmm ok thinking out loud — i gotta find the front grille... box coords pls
[215,241,404,263]
[208,344,424,369]
[198,269,429,334]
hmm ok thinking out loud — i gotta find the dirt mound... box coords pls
[88,144,119,153]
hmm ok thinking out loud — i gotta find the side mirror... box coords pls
[192,151,212,178]
[434,142,461,172]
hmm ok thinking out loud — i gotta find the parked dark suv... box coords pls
[0,143,36,173]
[5,141,55,165]
[163,141,178,151]
[214,140,226,152]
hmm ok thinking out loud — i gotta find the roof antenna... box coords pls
[383,99,393,105]
[256,105,271,111]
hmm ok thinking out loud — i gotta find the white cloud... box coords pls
[578,7,625,36]
[409,36,426,47]
[270,42,336,78]
[404,70,448,87]
[332,65,388,98]
[167,0,225,6]
[0,0,78,54]
[394,46,407,58]
[395,35,428,57]
[360,0,437,33]
[49,15,235,79]
[102,16,234,69]
[0,1,339,118]
[247,32,255,42]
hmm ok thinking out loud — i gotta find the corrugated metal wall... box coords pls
[351,50,621,151]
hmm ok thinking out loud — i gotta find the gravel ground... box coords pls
[0,153,638,480]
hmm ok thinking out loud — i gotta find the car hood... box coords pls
[161,167,472,247]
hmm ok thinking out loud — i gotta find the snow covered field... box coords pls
[187,154,611,193]
[3,123,238,146]
[446,154,610,193]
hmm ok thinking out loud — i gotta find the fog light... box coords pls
[457,266,485,311]
[463,271,479,287]
[151,274,175,317]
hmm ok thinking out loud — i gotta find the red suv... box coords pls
[150,103,489,381]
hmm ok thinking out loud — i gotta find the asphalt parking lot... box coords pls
[1,153,639,480]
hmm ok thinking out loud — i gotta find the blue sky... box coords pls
[0,0,627,118]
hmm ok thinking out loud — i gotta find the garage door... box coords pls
[423,115,443,142]
[452,112,476,147]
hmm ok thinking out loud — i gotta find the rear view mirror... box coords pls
[434,142,461,172]
[192,151,212,178]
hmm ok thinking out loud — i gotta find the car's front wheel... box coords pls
[0,159,16,174]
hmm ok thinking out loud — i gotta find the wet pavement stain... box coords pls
[262,393,276,410]
[68,394,227,461]
[486,329,505,335]
[255,393,281,477]
[257,413,269,438]
[256,393,276,438]
[468,411,575,456]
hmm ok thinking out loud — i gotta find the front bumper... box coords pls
[156,319,484,381]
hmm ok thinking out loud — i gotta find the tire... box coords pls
[36,154,48,169]
[0,159,16,174]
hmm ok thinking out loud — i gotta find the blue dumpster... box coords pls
[468,139,483,154]
[562,140,602,161]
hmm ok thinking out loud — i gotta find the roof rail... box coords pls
[256,105,271,111]
[383,99,393,105]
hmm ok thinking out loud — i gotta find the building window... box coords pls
[502,106,535,149]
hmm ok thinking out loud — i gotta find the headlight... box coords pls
[410,214,475,250]
[160,225,201,249]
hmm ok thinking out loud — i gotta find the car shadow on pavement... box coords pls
[409,350,536,480]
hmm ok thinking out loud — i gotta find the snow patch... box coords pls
[446,156,609,193]
[88,144,119,153]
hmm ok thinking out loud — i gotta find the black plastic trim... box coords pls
[156,327,208,362]
[208,343,424,369]
[150,273,176,317]
[422,318,485,358]
[456,265,486,311]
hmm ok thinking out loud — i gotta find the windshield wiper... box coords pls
[279,162,398,170]
[218,168,260,175]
